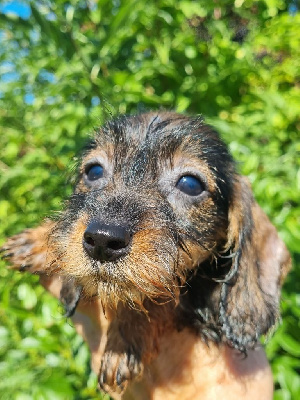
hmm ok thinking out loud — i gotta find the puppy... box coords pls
[1,112,291,399]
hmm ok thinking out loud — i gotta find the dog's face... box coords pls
[49,113,234,305]
[43,111,290,351]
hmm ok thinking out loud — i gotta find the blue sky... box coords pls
[0,1,31,19]
[0,0,298,20]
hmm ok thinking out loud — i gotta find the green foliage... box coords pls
[0,0,299,398]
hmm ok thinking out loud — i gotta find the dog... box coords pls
[1,112,291,399]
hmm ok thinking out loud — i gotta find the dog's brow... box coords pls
[84,138,98,153]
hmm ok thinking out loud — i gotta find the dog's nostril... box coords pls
[84,234,95,247]
[108,240,126,251]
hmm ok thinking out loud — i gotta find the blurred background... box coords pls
[0,0,299,399]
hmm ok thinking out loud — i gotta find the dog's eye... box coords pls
[85,164,104,181]
[176,175,204,196]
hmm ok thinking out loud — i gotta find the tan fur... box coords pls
[40,276,274,400]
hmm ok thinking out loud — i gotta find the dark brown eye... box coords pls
[176,175,204,196]
[85,164,104,181]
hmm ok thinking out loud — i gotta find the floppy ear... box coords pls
[60,278,82,317]
[1,220,83,316]
[220,176,291,352]
[0,220,56,274]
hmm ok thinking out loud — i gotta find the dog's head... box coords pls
[48,112,290,350]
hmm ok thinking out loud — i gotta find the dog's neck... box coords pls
[41,275,273,400]
[124,329,273,400]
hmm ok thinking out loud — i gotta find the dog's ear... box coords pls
[220,176,291,351]
[1,221,82,317]
[60,278,82,317]
[0,220,56,274]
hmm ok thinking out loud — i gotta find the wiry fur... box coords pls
[1,112,291,397]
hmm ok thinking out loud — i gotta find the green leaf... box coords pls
[17,283,38,310]
[279,334,300,357]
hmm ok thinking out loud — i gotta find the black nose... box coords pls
[83,221,131,262]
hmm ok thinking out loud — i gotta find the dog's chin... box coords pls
[99,281,147,309]
[76,259,182,310]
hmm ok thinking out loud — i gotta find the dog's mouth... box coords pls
[77,243,183,307]
[51,218,189,307]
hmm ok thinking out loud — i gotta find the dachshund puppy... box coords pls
[1,112,291,399]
